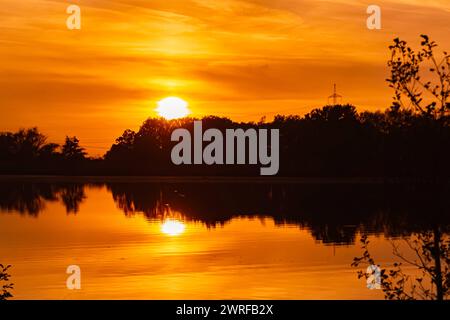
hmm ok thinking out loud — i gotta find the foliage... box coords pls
[388,35,450,118]
[1,105,450,177]
[61,136,86,161]
[0,264,13,300]
[352,229,449,300]
[0,128,57,161]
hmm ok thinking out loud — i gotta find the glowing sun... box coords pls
[156,97,190,120]
[161,219,186,236]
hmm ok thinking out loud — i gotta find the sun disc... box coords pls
[156,97,190,120]
[161,219,186,236]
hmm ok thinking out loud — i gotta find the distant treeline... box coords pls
[1,104,450,178]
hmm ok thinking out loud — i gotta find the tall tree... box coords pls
[61,136,86,161]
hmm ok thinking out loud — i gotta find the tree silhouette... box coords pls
[352,229,449,300]
[61,136,86,161]
[0,128,59,161]
[0,264,13,300]
[351,36,450,299]
[388,35,450,118]
[1,104,449,177]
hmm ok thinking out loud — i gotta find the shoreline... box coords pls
[0,175,445,184]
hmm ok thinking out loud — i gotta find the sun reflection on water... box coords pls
[161,219,186,236]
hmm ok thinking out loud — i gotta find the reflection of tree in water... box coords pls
[353,227,449,300]
[1,181,449,300]
[112,184,184,221]
[1,181,449,246]
[0,182,87,215]
[0,183,57,216]
[106,182,450,245]
[60,184,86,214]
[0,264,13,300]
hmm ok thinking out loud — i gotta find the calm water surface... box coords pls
[1,180,439,300]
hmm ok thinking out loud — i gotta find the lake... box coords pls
[0,177,447,299]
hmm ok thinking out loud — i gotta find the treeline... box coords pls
[0,128,92,175]
[1,104,450,178]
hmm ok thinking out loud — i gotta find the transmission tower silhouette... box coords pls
[328,84,343,105]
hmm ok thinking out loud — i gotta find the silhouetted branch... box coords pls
[0,264,13,300]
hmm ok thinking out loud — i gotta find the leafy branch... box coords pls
[352,229,449,300]
[0,264,14,300]
[387,35,450,118]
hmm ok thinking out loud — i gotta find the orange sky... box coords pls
[1,0,449,155]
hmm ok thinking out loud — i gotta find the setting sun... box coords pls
[156,97,190,120]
